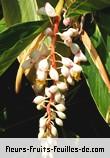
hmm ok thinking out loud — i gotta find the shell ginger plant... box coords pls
[1,0,110,137]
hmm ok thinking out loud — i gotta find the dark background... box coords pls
[0,61,110,138]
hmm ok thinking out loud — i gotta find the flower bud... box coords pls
[63,18,71,26]
[49,66,59,81]
[54,92,62,103]
[38,59,49,71]
[55,118,63,126]
[67,75,75,85]
[74,51,87,63]
[57,82,68,91]
[64,37,72,47]
[55,104,66,112]
[37,69,47,81]
[44,27,53,36]
[70,63,82,74]
[45,87,52,98]
[37,104,44,110]
[70,43,80,55]
[45,2,56,17]
[49,85,58,94]
[33,96,45,104]
[51,124,58,137]
[61,65,70,77]
[39,117,47,128]
[56,111,66,119]
[61,57,73,67]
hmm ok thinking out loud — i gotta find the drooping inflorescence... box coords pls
[22,2,87,138]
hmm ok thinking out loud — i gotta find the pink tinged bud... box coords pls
[56,111,66,119]
[49,85,58,94]
[67,75,75,85]
[33,96,45,104]
[39,117,47,128]
[51,125,58,136]
[22,58,33,69]
[49,67,59,81]
[61,57,73,67]
[37,69,47,81]
[70,43,80,55]
[63,18,71,26]
[67,28,79,37]
[55,118,63,126]
[38,59,49,71]
[45,87,52,98]
[57,82,68,91]
[64,37,72,47]
[54,92,62,103]
[74,51,87,63]
[45,2,56,17]
[44,27,53,36]
[61,66,70,77]
[55,104,66,112]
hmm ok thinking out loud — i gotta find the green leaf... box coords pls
[1,0,40,26]
[0,20,49,76]
[0,19,7,32]
[82,24,110,122]
[66,0,110,17]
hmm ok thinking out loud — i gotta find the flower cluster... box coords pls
[22,2,87,138]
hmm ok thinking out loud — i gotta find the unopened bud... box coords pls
[56,111,66,119]
[49,66,59,81]
[45,87,52,98]
[33,96,45,104]
[39,117,47,128]
[70,43,80,55]
[57,82,68,91]
[45,2,56,17]
[49,85,58,94]
[55,104,66,112]
[61,57,73,67]
[38,59,49,71]
[61,65,70,77]
[67,75,75,85]
[55,118,63,126]
[54,92,62,103]
[74,51,87,63]
[37,69,47,81]
[44,27,53,36]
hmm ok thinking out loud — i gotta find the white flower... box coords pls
[55,104,66,112]
[55,118,63,126]
[70,43,80,55]
[56,111,66,119]
[38,59,49,71]
[64,37,72,47]
[67,75,75,85]
[45,2,56,17]
[33,96,45,104]
[49,85,58,94]
[70,63,82,74]
[61,57,73,67]
[74,50,87,63]
[45,87,52,98]
[49,66,59,81]
[61,65,70,77]
[57,81,68,91]
[37,69,47,81]
[51,124,58,137]
[54,92,62,103]
[39,117,47,128]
